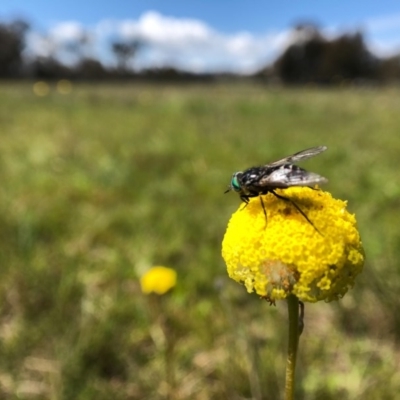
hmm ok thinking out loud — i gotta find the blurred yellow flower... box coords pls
[140,266,177,295]
[222,187,364,303]
[33,81,50,97]
[56,79,72,94]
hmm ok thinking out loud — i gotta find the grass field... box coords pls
[0,82,400,399]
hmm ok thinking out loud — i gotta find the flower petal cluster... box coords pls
[140,266,177,295]
[222,187,364,302]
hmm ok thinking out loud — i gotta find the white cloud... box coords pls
[26,21,95,64]
[23,12,299,73]
[367,38,400,58]
[125,11,211,44]
[49,21,86,43]
[360,14,400,57]
[26,11,400,73]
[365,14,400,34]
[26,32,55,58]
[93,11,291,73]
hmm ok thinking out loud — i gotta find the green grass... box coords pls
[0,81,399,399]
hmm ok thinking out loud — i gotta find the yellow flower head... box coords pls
[140,266,177,295]
[33,81,50,97]
[222,187,364,303]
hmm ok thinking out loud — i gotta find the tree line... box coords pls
[1,20,400,84]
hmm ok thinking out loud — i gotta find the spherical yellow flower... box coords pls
[222,187,364,303]
[140,266,177,295]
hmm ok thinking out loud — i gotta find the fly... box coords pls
[225,146,328,233]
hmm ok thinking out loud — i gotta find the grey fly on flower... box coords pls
[225,146,328,230]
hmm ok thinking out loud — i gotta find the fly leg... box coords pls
[241,195,268,226]
[259,196,268,222]
[271,190,322,236]
[240,195,250,211]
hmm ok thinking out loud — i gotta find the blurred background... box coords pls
[0,1,400,399]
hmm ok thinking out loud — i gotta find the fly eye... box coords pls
[231,173,242,192]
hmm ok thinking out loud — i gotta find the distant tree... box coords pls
[111,40,141,72]
[0,20,29,77]
[31,56,73,80]
[63,31,92,64]
[319,32,378,83]
[378,55,400,82]
[273,24,326,84]
[273,25,378,84]
[75,58,107,80]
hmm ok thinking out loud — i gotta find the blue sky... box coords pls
[1,1,400,73]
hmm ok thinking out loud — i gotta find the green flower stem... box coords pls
[285,295,300,400]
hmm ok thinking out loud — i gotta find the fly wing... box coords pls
[266,146,327,168]
[258,166,328,188]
